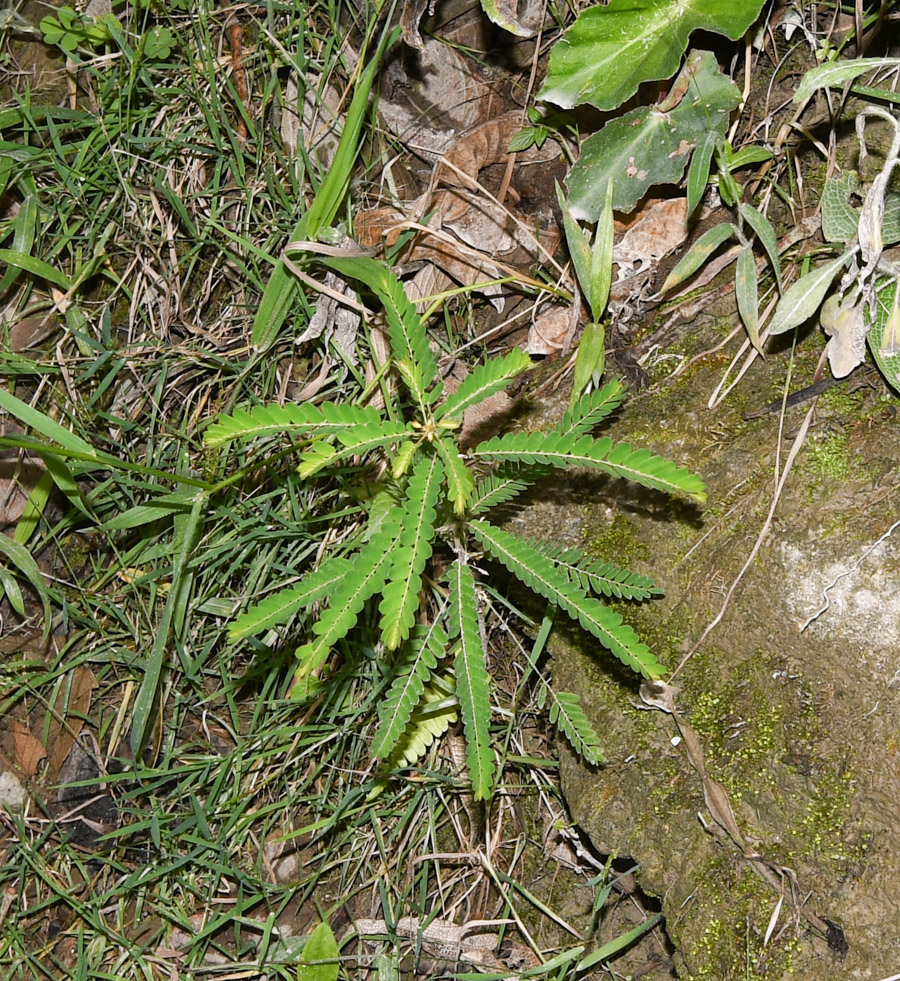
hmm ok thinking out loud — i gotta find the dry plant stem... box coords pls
[669,352,828,681]
[223,3,249,141]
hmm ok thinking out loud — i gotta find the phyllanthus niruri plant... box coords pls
[205,255,705,799]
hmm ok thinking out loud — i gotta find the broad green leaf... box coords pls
[768,253,850,336]
[550,691,604,764]
[471,520,666,678]
[793,57,900,105]
[739,202,782,291]
[735,245,761,351]
[471,431,707,502]
[204,402,383,447]
[0,534,51,634]
[379,454,442,649]
[821,171,862,245]
[540,0,764,111]
[687,131,718,217]
[251,25,401,351]
[371,623,446,758]
[13,469,54,545]
[867,280,900,395]
[435,348,532,423]
[228,557,352,640]
[657,222,736,295]
[448,559,494,800]
[566,52,741,218]
[297,920,339,981]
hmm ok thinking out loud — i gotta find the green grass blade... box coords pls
[0,387,99,459]
[0,534,52,636]
[252,26,402,351]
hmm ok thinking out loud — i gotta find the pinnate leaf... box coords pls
[228,557,351,641]
[526,538,660,600]
[471,520,666,679]
[379,454,443,649]
[204,401,382,447]
[433,436,474,515]
[372,623,447,759]
[447,560,494,800]
[556,379,626,437]
[471,431,706,501]
[435,348,532,423]
[550,691,604,764]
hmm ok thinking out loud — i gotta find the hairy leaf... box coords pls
[290,523,402,690]
[228,557,352,641]
[471,431,706,502]
[204,402,383,448]
[739,202,782,291]
[550,691,604,764]
[471,520,665,678]
[735,245,761,351]
[793,56,900,105]
[371,623,447,758]
[435,348,532,423]
[768,253,850,336]
[687,131,718,217]
[447,560,494,800]
[379,454,443,649]
[556,379,626,437]
[868,279,900,395]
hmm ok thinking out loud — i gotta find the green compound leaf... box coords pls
[555,378,626,437]
[433,435,475,515]
[565,52,741,219]
[435,348,532,424]
[379,454,443,650]
[290,523,402,691]
[371,623,447,759]
[540,0,763,111]
[525,538,661,601]
[297,422,412,478]
[317,254,438,405]
[471,431,706,502]
[471,520,665,679]
[204,402,383,447]
[470,465,538,516]
[386,676,458,768]
[550,691,604,765]
[448,559,494,800]
[228,556,352,641]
